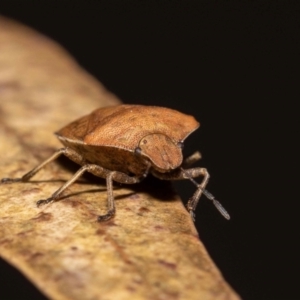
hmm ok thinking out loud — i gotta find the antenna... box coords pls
[186,173,230,220]
[201,188,230,220]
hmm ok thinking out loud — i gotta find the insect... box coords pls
[1,105,230,221]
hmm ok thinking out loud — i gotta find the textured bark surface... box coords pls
[0,16,240,300]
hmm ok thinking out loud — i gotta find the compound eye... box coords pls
[177,141,184,149]
[135,147,142,155]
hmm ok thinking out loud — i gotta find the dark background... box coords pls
[0,1,299,299]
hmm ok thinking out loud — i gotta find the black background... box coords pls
[0,1,299,300]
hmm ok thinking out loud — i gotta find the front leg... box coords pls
[152,167,230,221]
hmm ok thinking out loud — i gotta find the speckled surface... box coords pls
[0,16,240,300]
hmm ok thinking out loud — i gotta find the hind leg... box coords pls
[1,147,85,184]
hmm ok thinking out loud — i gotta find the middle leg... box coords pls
[37,163,148,221]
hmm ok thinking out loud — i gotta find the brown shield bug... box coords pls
[1,105,230,221]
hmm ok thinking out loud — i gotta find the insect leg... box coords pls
[0,147,84,184]
[36,163,145,222]
[98,170,147,221]
[97,171,116,221]
[36,164,96,207]
[184,168,210,221]
[152,167,230,221]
